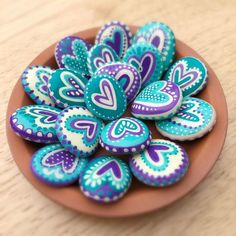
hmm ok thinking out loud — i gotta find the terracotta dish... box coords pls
[6,26,228,217]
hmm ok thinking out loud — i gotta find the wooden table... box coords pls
[1,0,236,235]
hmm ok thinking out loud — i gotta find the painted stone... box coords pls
[48,69,88,108]
[164,56,208,97]
[80,156,132,203]
[131,81,182,120]
[87,44,119,75]
[129,139,189,187]
[100,117,152,154]
[95,21,132,59]
[133,22,176,71]
[84,74,127,120]
[21,65,55,106]
[31,144,88,186]
[96,62,141,103]
[55,36,91,76]
[123,42,164,88]
[56,106,104,157]
[155,97,216,141]
[10,105,61,143]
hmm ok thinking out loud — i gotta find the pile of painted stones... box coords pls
[10,21,216,203]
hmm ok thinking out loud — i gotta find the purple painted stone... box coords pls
[96,62,142,103]
[95,21,132,59]
[131,80,183,120]
[129,139,189,187]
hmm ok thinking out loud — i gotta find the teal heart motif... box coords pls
[62,40,89,74]
[110,118,142,140]
[171,63,199,88]
[176,101,200,122]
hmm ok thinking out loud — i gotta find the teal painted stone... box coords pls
[10,105,61,143]
[100,117,152,154]
[31,144,88,186]
[131,81,183,120]
[80,155,132,203]
[164,56,208,97]
[133,22,176,71]
[56,106,104,157]
[21,65,55,106]
[95,21,132,59]
[48,69,88,108]
[123,42,164,88]
[155,97,216,141]
[129,139,189,187]
[84,74,127,120]
[87,44,119,75]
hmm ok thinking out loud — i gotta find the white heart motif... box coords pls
[91,79,117,110]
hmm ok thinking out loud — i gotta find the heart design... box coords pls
[30,108,59,124]
[105,30,123,57]
[62,39,89,74]
[70,118,98,142]
[171,63,200,88]
[115,69,134,92]
[96,160,122,179]
[128,52,156,85]
[110,118,142,140]
[149,28,165,52]
[94,48,116,68]
[176,102,200,122]
[172,100,204,128]
[42,148,78,174]
[59,71,86,102]
[35,69,51,94]
[92,79,117,110]
[147,144,170,163]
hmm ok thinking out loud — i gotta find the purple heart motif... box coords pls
[96,160,122,179]
[35,69,52,94]
[92,79,117,110]
[63,77,84,98]
[30,108,59,124]
[117,73,131,92]
[149,28,165,52]
[129,52,156,85]
[94,48,116,68]
[71,119,98,142]
[42,149,78,173]
[59,71,86,101]
[171,63,199,88]
[105,30,122,57]
[147,144,170,162]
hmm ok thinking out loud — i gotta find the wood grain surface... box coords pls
[1,0,236,235]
